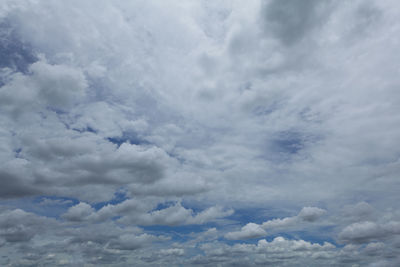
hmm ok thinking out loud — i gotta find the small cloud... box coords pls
[62,202,94,222]
[298,207,326,222]
[225,223,267,240]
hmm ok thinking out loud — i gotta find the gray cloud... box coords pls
[262,0,331,46]
[261,207,326,229]
[190,237,336,266]
[298,207,327,222]
[225,207,326,241]
[0,21,37,75]
[0,209,54,243]
[62,200,234,227]
[339,221,400,244]
[225,223,267,240]
[0,170,40,198]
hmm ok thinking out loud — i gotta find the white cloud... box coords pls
[62,200,233,227]
[187,205,234,225]
[225,206,325,240]
[225,223,267,240]
[262,207,326,229]
[0,58,87,119]
[193,236,336,266]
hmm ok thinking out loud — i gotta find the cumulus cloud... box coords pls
[61,200,233,227]
[192,236,336,266]
[62,202,94,222]
[225,206,325,240]
[0,209,57,244]
[298,207,327,222]
[107,233,157,251]
[339,221,400,244]
[0,58,87,119]
[262,206,326,229]
[0,210,39,242]
[29,59,87,109]
[225,223,267,240]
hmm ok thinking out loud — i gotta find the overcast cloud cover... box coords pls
[1,0,400,266]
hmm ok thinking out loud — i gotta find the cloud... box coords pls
[224,206,325,240]
[1,0,400,265]
[341,202,376,222]
[160,248,185,256]
[62,200,233,226]
[29,59,87,109]
[364,242,385,256]
[261,0,331,46]
[107,233,156,251]
[192,236,336,266]
[121,202,234,226]
[0,58,87,119]
[62,202,94,222]
[0,21,36,74]
[262,207,326,229]
[0,209,55,243]
[339,221,400,244]
[0,169,40,198]
[298,207,327,222]
[225,223,267,240]
[187,205,234,225]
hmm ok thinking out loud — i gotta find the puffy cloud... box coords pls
[62,202,94,222]
[298,207,327,222]
[29,59,87,109]
[339,221,400,244]
[262,206,326,229]
[0,215,165,266]
[186,205,234,225]
[0,209,56,243]
[0,58,87,119]
[60,199,233,227]
[256,236,336,253]
[225,206,325,240]
[0,169,40,198]
[192,236,336,266]
[225,223,267,240]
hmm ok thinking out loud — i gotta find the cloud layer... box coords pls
[1,0,400,266]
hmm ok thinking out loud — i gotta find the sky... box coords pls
[1,0,400,266]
